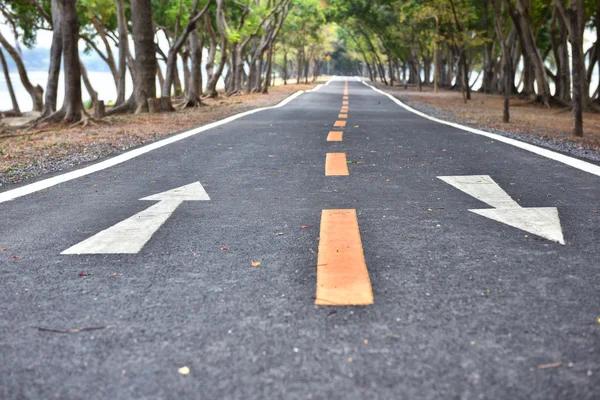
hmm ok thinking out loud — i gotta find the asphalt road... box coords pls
[1,78,599,399]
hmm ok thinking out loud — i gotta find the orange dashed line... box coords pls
[334,120,347,127]
[342,101,349,105]
[341,107,349,113]
[325,153,349,176]
[339,114,348,119]
[315,209,373,306]
[343,96,349,100]
[327,131,343,141]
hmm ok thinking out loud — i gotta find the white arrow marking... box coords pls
[438,175,565,244]
[62,182,210,254]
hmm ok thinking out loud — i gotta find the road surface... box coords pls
[1,78,599,399]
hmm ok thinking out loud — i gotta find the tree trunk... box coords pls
[0,32,44,112]
[204,12,217,85]
[296,47,302,84]
[262,45,273,93]
[80,61,98,111]
[492,0,510,122]
[0,48,21,115]
[90,17,118,88]
[283,49,288,84]
[115,0,128,105]
[182,50,191,96]
[129,0,157,113]
[183,23,202,107]
[505,0,552,105]
[555,0,586,137]
[60,0,83,122]
[41,0,62,117]
[204,0,227,98]
[551,8,571,102]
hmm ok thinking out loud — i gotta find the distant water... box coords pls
[0,71,132,111]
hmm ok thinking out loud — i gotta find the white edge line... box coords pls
[307,84,324,92]
[0,90,305,204]
[361,80,600,178]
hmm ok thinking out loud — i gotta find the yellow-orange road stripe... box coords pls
[343,95,349,100]
[341,108,349,113]
[327,131,343,141]
[343,101,349,105]
[325,153,349,176]
[315,209,373,306]
[334,120,347,127]
[339,114,348,119]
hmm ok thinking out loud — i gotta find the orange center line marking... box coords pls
[327,131,343,141]
[341,108,349,113]
[338,113,348,119]
[316,209,373,306]
[342,101,349,105]
[334,120,347,127]
[343,96,349,100]
[325,153,349,176]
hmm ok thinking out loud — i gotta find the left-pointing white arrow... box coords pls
[62,182,210,255]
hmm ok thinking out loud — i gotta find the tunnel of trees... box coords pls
[0,0,599,136]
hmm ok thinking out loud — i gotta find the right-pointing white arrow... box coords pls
[439,175,565,245]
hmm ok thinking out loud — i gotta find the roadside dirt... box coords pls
[375,83,600,161]
[0,83,316,186]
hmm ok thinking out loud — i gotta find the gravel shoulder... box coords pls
[374,82,600,164]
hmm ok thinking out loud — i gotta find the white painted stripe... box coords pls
[0,91,305,204]
[438,175,520,209]
[438,175,565,244]
[471,207,565,245]
[62,182,209,254]
[61,199,182,254]
[361,80,600,178]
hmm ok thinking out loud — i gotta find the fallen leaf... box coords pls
[111,272,118,277]
[11,255,19,259]
[386,179,391,182]
[79,272,89,277]
[251,261,261,267]
[353,125,360,128]
[301,225,310,229]
[538,362,561,370]
[178,366,191,375]
[220,247,228,251]
[1,248,7,251]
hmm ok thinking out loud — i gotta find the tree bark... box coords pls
[204,12,217,85]
[0,31,44,112]
[60,0,83,123]
[555,0,586,137]
[80,61,98,112]
[183,23,202,107]
[204,0,227,98]
[0,47,21,115]
[162,0,211,106]
[115,0,129,105]
[504,0,552,105]
[492,0,511,122]
[131,0,157,113]
[40,0,62,117]
[550,7,571,102]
